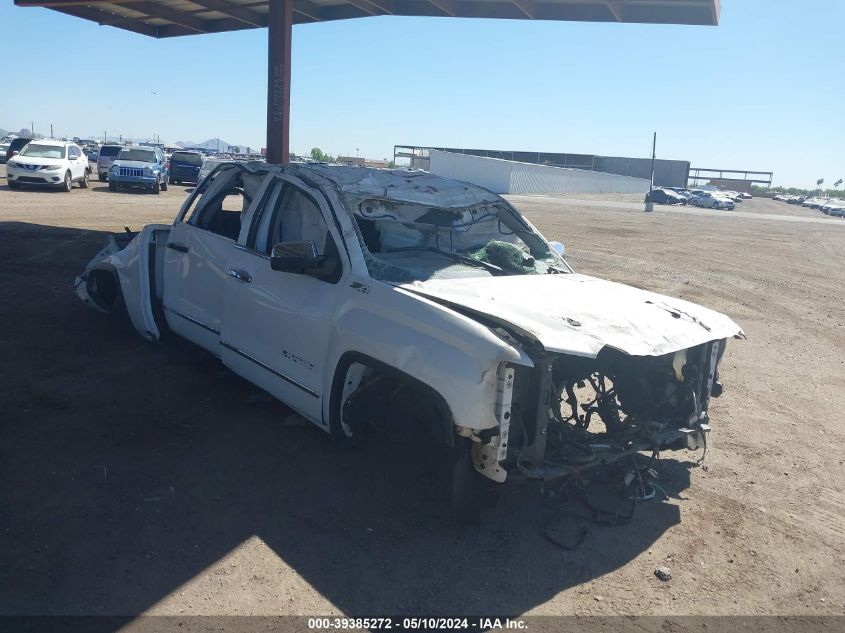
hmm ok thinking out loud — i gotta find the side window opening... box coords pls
[249,181,342,283]
[183,167,251,240]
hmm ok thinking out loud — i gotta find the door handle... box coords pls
[227,268,252,283]
[167,242,189,253]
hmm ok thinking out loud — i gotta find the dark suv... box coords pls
[5,137,31,162]
[168,151,203,184]
[646,188,687,205]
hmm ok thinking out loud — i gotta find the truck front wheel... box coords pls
[448,439,502,525]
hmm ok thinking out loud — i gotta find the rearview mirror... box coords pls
[549,241,565,257]
[271,240,321,274]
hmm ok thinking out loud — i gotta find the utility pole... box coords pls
[645,132,656,213]
[50,124,53,139]
[31,122,34,136]
[104,131,107,143]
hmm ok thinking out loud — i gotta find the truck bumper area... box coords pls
[470,339,726,484]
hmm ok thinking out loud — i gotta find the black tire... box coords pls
[62,171,72,192]
[161,175,168,191]
[109,182,117,192]
[98,173,107,182]
[173,179,180,185]
[8,181,20,190]
[80,170,90,189]
[152,177,161,194]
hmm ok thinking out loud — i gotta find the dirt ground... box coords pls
[0,173,843,619]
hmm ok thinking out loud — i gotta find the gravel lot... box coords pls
[0,173,843,618]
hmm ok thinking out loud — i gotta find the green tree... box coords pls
[834,178,843,190]
[310,147,334,163]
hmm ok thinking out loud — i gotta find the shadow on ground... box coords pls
[0,222,689,619]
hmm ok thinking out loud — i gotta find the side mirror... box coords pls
[549,241,565,257]
[271,240,321,274]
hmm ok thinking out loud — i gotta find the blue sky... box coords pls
[1,0,842,188]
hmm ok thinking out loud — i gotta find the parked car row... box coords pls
[804,196,844,216]
[4,139,229,194]
[771,194,845,216]
[774,194,805,203]
[645,187,750,210]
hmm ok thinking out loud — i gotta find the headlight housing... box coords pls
[111,164,120,173]
[41,164,61,171]
[6,160,16,168]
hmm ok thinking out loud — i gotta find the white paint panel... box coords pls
[428,150,651,195]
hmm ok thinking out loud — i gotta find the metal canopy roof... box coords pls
[15,0,720,37]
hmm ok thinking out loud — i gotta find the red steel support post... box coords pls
[266,0,292,164]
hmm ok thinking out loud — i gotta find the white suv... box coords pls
[6,140,91,191]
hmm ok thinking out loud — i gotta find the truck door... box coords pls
[220,175,346,426]
[162,166,256,353]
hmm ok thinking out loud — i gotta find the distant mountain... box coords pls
[175,138,249,152]
[1,127,39,139]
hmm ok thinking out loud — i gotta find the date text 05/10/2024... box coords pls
[306,617,527,630]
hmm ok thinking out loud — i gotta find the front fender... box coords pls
[324,283,532,432]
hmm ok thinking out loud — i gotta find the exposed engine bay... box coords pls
[470,339,725,483]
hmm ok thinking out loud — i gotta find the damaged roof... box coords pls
[295,164,503,207]
[15,0,720,38]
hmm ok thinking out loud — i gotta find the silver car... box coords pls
[821,200,845,216]
[693,192,735,210]
[96,145,122,182]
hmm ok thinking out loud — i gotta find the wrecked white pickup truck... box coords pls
[75,163,742,517]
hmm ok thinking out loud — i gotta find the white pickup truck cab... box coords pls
[75,163,742,518]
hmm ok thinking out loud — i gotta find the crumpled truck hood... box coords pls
[398,273,743,358]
